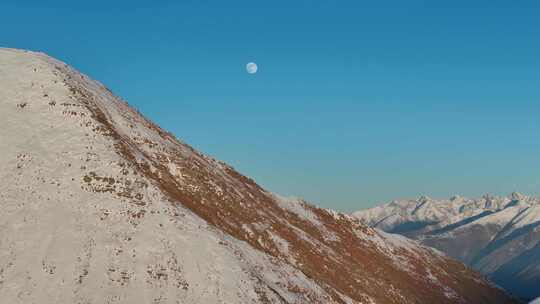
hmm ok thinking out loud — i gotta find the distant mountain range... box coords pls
[354,193,540,301]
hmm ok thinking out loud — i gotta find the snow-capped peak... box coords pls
[353,193,540,300]
[0,48,518,304]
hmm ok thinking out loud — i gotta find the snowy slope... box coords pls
[531,297,540,304]
[0,48,519,304]
[354,194,540,300]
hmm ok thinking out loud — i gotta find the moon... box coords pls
[246,62,258,74]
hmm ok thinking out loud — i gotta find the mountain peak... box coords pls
[510,191,526,201]
[354,192,540,300]
[0,48,519,304]
[450,195,463,201]
[418,195,432,203]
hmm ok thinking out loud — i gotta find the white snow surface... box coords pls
[353,193,540,300]
[0,48,342,304]
[353,193,540,237]
[0,48,517,304]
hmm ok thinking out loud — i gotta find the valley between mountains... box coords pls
[354,194,540,301]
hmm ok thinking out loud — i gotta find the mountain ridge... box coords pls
[353,193,540,300]
[0,48,519,303]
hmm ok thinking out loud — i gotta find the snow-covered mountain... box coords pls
[531,298,540,304]
[0,48,519,304]
[353,193,540,301]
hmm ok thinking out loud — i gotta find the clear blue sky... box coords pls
[3,1,540,211]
